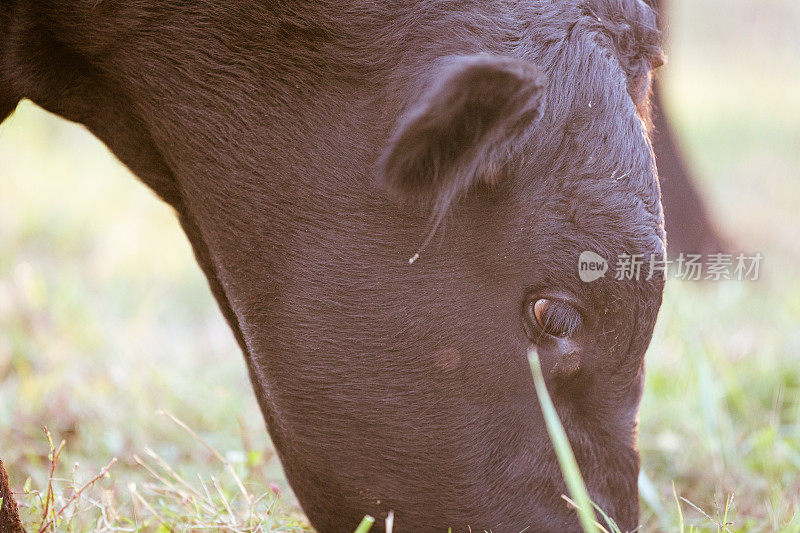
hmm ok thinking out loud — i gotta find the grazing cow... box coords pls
[1,0,668,531]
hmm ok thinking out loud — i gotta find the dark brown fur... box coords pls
[1,1,671,530]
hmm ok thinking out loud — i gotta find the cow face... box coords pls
[371,7,664,532]
[1,0,664,530]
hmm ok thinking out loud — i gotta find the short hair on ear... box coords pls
[378,54,546,218]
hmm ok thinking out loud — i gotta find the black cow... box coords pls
[2,1,667,531]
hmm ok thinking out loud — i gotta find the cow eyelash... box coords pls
[527,298,583,339]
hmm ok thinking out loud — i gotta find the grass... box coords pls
[13,422,309,532]
[1,0,799,530]
[529,350,600,533]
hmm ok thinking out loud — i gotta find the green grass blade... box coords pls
[354,515,376,533]
[590,501,623,533]
[639,470,670,531]
[672,481,684,533]
[528,348,600,533]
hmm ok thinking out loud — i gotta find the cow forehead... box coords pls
[509,106,664,268]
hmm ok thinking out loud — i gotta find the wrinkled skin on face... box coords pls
[1,0,665,530]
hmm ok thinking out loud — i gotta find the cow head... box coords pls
[1,0,665,530]
[373,1,665,529]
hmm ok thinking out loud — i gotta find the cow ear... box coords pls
[378,55,545,211]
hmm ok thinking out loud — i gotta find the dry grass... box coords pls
[14,416,310,532]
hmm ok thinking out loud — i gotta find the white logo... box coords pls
[578,251,608,282]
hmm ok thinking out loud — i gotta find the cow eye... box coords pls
[527,298,583,338]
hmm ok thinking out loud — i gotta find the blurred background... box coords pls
[1,0,798,530]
